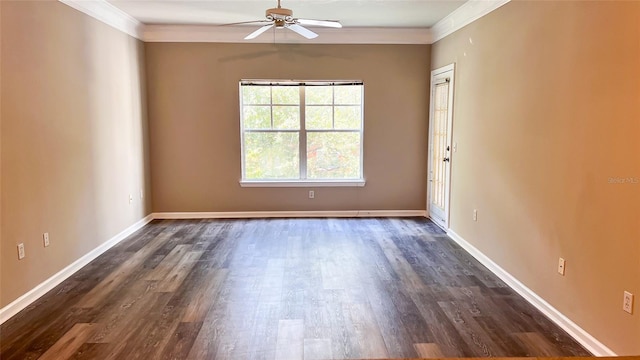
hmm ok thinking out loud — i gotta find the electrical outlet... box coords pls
[17,243,25,260]
[140,189,144,199]
[129,194,133,205]
[473,209,478,221]
[623,291,634,314]
[43,233,50,247]
[309,190,315,199]
[558,257,566,275]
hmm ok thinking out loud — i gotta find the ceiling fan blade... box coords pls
[296,18,342,28]
[218,20,272,26]
[244,24,274,40]
[287,24,318,39]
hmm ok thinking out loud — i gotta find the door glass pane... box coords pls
[307,132,360,179]
[431,82,449,210]
[244,132,299,179]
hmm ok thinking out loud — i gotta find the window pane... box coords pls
[334,106,361,129]
[243,106,271,129]
[307,132,360,179]
[306,86,333,105]
[306,106,332,129]
[272,86,299,104]
[334,85,361,104]
[273,106,299,130]
[244,132,299,179]
[242,86,270,104]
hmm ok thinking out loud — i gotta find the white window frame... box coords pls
[239,80,365,187]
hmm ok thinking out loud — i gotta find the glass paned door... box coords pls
[428,65,455,229]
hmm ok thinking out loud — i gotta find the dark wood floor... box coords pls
[0,218,590,359]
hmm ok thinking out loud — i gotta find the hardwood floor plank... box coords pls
[365,282,418,358]
[248,302,280,354]
[499,296,591,356]
[275,319,304,360]
[120,220,173,253]
[473,315,528,356]
[75,227,178,308]
[214,329,254,359]
[158,321,203,360]
[182,268,228,322]
[347,302,389,358]
[88,281,167,344]
[373,230,426,291]
[38,323,99,360]
[155,250,204,293]
[413,342,445,358]
[514,331,565,357]
[280,257,307,320]
[68,343,111,360]
[326,291,359,358]
[185,314,226,360]
[321,260,346,290]
[0,307,93,360]
[438,300,503,357]
[303,278,331,340]
[408,296,471,357]
[111,294,187,360]
[144,244,192,281]
[303,338,332,360]
[384,280,435,344]
[259,258,285,303]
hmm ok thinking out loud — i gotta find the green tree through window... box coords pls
[240,81,364,182]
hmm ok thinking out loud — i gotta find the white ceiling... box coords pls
[107,0,467,28]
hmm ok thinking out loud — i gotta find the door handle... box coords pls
[443,157,450,162]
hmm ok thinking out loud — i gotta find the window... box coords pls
[240,80,364,186]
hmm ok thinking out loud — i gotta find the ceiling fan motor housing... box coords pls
[266,7,293,22]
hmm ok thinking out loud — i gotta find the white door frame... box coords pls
[427,63,455,230]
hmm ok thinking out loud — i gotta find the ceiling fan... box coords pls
[226,0,342,40]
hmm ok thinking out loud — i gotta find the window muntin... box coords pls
[240,81,364,183]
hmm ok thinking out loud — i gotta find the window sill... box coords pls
[240,180,366,188]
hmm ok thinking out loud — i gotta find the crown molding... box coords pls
[59,0,143,40]
[143,25,433,44]
[431,0,511,43]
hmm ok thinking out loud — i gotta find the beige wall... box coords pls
[431,0,640,354]
[0,0,151,307]
[146,43,430,212]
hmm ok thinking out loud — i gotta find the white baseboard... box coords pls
[446,229,616,357]
[152,210,427,219]
[0,214,154,325]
